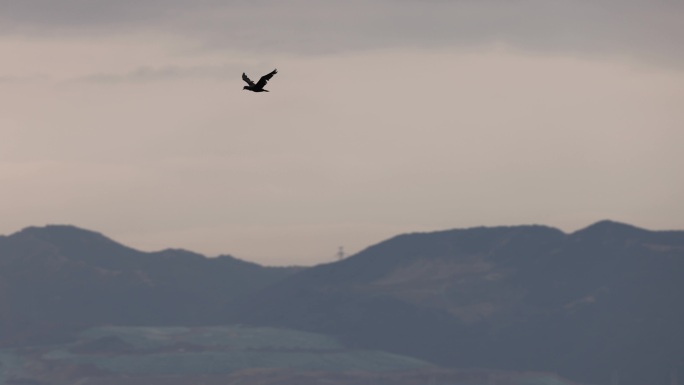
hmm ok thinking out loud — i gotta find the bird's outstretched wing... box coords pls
[256,69,277,89]
[242,73,256,87]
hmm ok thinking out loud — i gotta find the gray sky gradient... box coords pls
[2,1,684,64]
[1,1,683,265]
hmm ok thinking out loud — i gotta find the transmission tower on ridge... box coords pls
[336,246,346,261]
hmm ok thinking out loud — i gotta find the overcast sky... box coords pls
[1,1,683,265]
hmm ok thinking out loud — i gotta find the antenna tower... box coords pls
[336,246,345,261]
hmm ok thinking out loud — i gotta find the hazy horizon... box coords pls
[2,1,683,265]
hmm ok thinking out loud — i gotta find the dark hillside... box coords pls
[0,225,300,346]
[2,221,682,384]
[233,221,684,385]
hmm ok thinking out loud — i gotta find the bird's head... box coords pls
[242,86,249,90]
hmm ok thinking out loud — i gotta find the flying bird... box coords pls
[242,69,277,92]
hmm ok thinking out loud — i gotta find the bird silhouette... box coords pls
[242,69,277,92]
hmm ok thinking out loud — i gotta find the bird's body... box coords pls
[242,69,277,92]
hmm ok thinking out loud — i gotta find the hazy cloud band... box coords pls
[1,1,683,66]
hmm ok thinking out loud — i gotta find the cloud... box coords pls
[1,1,683,66]
[0,0,212,29]
[68,64,239,84]
[0,74,49,84]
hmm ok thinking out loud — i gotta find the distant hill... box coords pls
[0,324,576,385]
[0,225,300,346]
[232,220,684,385]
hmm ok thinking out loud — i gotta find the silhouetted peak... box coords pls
[315,224,566,285]
[215,254,263,267]
[574,220,645,234]
[570,220,648,241]
[10,224,137,260]
[15,224,110,241]
[154,248,207,260]
[373,224,564,254]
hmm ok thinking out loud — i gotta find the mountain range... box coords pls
[1,221,682,385]
[232,220,684,384]
[0,225,299,346]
